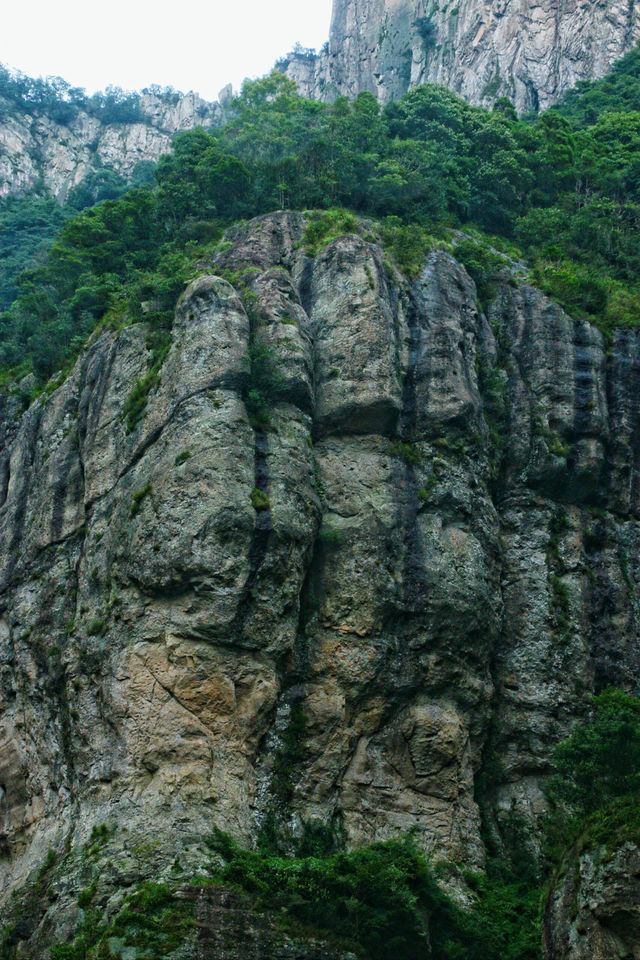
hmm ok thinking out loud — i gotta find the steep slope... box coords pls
[283,0,640,112]
[543,804,640,960]
[1,211,640,955]
[0,84,222,201]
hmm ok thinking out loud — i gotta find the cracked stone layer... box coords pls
[284,0,640,113]
[0,91,222,201]
[543,837,640,960]
[1,213,640,956]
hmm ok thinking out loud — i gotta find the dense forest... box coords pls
[0,46,639,384]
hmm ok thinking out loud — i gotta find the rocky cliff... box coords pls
[1,210,639,954]
[283,0,640,112]
[544,819,640,960]
[0,89,222,201]
[3,0,638,209]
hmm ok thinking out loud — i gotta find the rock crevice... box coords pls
[1,214,640,949]
[283,0,640,113]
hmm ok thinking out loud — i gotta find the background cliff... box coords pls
[282,0,640,112]
[0,68,223,202]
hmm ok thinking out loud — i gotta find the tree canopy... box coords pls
[1,46,640,382]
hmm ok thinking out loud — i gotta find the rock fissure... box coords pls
[1,214,640,955]
[283,0,640,113]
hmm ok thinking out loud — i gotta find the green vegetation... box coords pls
[554,49,640,127]
[572,793,640,853]
[415,16,437,51]
[36,834,538,960]
[1,49,640,387]
[250,487,271,511]
[130,482,152,518]
[0,166,152,312]
[83,824,111,857]
[243,339,286,430]
[476,354,509,476]
[0,63,184,126]
[453,237,510,309]
[7,692,639,960]
[50,882,193,960]
[123,331,171,432]
[418,478,436,502]
[551,688,640,815]
[390,441,423,465]
[77,882,97,909]
[378,217,443,279]
[0,844,60,960]
[205,830,540,960]
[319,527,344,549]
[303,208,359,255]
[0,195,69,310]
[270,703,307,802]
[0,75,639,960]
[541,689,640,904]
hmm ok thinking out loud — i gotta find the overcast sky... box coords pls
[2,0,333,100]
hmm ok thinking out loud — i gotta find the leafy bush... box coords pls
[454,238,508,308]
[0,194,69,310]
[415,16,437,49]
[50,882,193,960]
[124,369,160,433]
[574,794,640,852]
[379,217,439,278]
[551,689,640,815]
[123,331,171,433]
[205,831,542,960]
[418,478,436,502]
[554,46,640,127]
[130,482,152,518]
[250,488,270,512]
[303,208,359,256]
[390,441,422,465]
[243,339,286,430]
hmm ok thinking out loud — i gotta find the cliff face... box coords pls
[1,212,639,953]
[0,91,221,201]
[544,835,640,959]
[284,0,640,112]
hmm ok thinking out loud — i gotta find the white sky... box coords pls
[2,0,333,100]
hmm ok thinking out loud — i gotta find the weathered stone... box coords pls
[283,0,640,113]
[543,838,640,960]
[2,213,640,955]
[0,91,222,201]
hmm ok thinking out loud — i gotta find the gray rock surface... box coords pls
[0,90,221,200]
[283,0,640,112]
[544,836,640,959]
[1,211,640,953]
